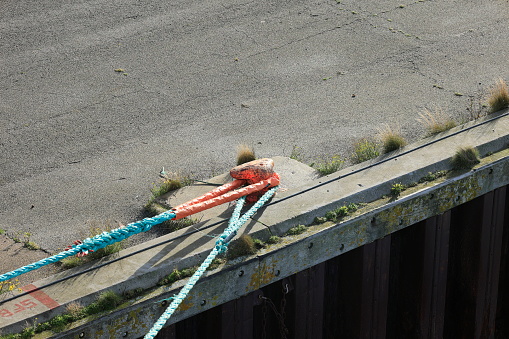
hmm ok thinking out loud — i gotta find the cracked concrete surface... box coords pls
[1,0,509,260]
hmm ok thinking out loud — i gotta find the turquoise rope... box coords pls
[0,210,177,282]
[144,186,278,339]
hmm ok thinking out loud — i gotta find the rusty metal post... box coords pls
[475,187,506,338]
[420,211,451,338]
[359,235,391,339]
[293,263,325,339]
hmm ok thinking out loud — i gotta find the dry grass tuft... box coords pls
[451,146,480,170]
[488,78,509,113]
[236,144,256,165]
[66,302,84,319]
[377,124,407,153]
[417,108,457,136]
[227,234,257,260]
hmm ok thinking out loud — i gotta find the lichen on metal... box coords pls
[107,309,148,338]
[247,260,278,292]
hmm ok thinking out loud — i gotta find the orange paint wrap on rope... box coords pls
[175,179,245,211]
[173,175,279,220]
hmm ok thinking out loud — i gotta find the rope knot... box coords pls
[64,240,94,257]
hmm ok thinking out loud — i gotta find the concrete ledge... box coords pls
[1,111,508,336]
[260,110,509,236]
[40,150,509,338]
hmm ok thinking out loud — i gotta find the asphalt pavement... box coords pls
[1,0,509,253]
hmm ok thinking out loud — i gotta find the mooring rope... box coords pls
[144,186,278,339]
[0,210,177,282]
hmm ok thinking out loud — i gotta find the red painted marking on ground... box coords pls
[22,284,59,309]
[0,299,39,317]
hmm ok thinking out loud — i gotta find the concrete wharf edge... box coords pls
[1,110,508,337]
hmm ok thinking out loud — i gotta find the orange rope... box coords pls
[172,158,279,220]
[172,175,279,220]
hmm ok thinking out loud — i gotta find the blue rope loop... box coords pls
[144,186,278,339]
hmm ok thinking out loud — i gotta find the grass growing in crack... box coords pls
[60,256,83,269]
[24,241,40,250]
[34,314,71,333]
[9,232,40,250]
[150,170,193,203]
[311,155,344,176]
[290,145,304,162]
[236,144,256,165]
[0,279,22,295]
[123,288,144,299]
[266,236,281,244]
[206,257,226,271]
[87,242,123,261]
[488,78,509,113]
[351,138,379,164]
[451,146,480,170]
[151,177,192,198]
[378,125,407,153]
[159,267,198,286]
[145,181,199,233]
[324,203,358,222]
[314,216,328,224]
[390,183,406,197]
[151,179,183,197]
[86,290,124,314]
[1,323,38,339]
[418,170,448,183]
[286,224,307,236]
[418,108,457,135]
[325,210,338,221]
[252,238,265,249]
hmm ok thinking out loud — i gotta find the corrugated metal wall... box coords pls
[152,185,508,339]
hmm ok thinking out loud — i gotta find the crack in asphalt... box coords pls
[241,0,434,61]
[245,18,362,59]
